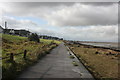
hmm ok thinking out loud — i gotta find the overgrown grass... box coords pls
[2,34,27,43]
[2,34,60,80]
[68,44,118,79]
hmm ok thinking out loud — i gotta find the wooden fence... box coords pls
[1,43,57,61]
[1,50,28,61]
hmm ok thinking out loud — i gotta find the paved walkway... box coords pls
[17,43,94,79]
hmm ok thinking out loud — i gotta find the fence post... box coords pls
[10,53,14,61]
[23,50,27,59]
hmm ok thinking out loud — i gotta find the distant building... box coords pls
[39,35,63,40]
[3,29,31,37]
[2,21,31,37]
[9,29,15,34]
[15,29,31,37]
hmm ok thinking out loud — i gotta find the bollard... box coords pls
[23,50,27,59]
[10,53,14,61]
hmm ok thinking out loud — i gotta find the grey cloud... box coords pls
[60,25,118,42]
[17,2,115,7]
[2,16,118,42]
[0,2,118,42]
[3,2,116,8]
[1,2,118,26]
[3,16,38,29]
[16,2,75,7]
[2,16,60,37]
[0,0,119,2]
[32,28,56,36]
[45,3,118,26]
[81,2,117,6]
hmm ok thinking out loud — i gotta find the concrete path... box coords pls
[17,43,94,79]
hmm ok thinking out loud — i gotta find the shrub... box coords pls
[28,33,40,43]
[95,51,100,54]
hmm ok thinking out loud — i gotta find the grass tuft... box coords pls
[72,61,78,66]
[69,55,75,59]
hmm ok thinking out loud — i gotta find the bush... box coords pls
[28,33,40,43]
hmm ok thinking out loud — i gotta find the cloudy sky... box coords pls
[0,2,118,42]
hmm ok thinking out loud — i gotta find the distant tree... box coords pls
[28,33,40,42]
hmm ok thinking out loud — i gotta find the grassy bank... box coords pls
[2,34,60,80]
[67,43,119,79]
[40,39,61,44]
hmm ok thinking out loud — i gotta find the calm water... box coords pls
[81,42,118,50]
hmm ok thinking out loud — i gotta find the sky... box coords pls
[0,2,118,42]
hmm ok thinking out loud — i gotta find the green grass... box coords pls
[2,34,59,80]
[53,40,61,44]
[40,39,53,44]
[69,55,75,59]
[2,34,61,44]
[72,61,78,66]
[2,34,27,43]
[40,39,61,44]
[2,34,61,58]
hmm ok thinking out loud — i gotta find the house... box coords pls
[3,29,31,37]
[9,29,15,34]
[15,29,31,37]
[3,29,11,34]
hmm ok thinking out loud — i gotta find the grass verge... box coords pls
[2,34,60,80]
[67,43,119,79]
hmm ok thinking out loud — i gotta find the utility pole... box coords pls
[5,21,7,29]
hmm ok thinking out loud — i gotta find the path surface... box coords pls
[18,43,94,79]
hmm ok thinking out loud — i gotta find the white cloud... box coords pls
[44,3,118,26]
[1,16,59,37]
[0,2,118,26]
[60,25,118,42]
[2,16,38,29]
[0,2,118,42]
[1,15,118,42]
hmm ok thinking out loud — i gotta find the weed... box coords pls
[69,55,75,59]
[72,61,78,66]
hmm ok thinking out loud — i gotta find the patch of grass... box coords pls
[2,34,27,43]
[69,55,75,59]
[69,44,118,79]
[40,39,52,44]
[72,61,78,66]
[40,39,61,44]
[53,40,61,44]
